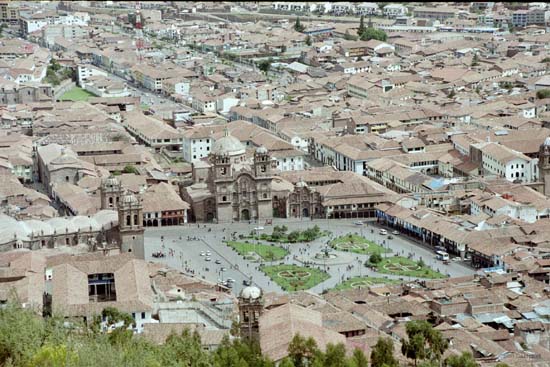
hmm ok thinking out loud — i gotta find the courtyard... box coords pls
[59,86,96,101]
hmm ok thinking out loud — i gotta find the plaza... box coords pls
[144,218,476,296]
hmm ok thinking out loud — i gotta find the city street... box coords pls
[144,218,475,296]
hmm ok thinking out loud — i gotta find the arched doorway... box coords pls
[206,213,214,222]
[302,208,309,217]
[241,209,250,221]
[152,219,158,227]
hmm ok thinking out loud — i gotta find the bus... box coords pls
[436,251,450,261]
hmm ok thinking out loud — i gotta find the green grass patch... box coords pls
[59,86,96,101]
[334,276,401,291]
[140,103,150,110]
[330,234,391,255]
[226,241,288,261]
[261,264,329,292]
[376,256,446,279]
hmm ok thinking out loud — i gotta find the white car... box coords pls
[392,230,399,235]
[354,221,364,225]
[206,251,211,256]
[379,229,388,235]
[205,257,211,261]
[199,251,206,256]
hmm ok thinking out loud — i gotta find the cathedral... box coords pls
[181,128,275,223]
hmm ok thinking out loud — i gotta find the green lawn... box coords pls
[225,241,288,261]
[330,234,391,255]
[59,86,96,101]
[261,264,329,292]
[333,276,401,291]
[140,103,150,110]
[375,256,446,279]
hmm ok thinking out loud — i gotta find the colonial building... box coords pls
[182,129,274,223]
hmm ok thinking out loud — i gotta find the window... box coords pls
[222,195,227,201]
[141,312,146,319]
[134,215,138,225]
[65,176,69,182]
[263,193,267,199]
[126,215,131,226]
[88,273,116,302]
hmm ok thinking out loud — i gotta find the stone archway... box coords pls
[152,219,158,227]
[302,207,309,217]
[241,209,250,221]
[206,212,214,222]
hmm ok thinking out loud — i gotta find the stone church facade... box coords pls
[182,129,275,223]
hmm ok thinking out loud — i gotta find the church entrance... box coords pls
[241,209,250,221]
[302,208,309,217]
[206,213,214,222]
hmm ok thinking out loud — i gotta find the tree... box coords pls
[471,53,479,67]
[537,89,550,99]
[288,334,320,367]
[542,57,550,63]
[349,348,369,367]
[160,329,211,367]
[279,357,296,367]
[122,165,139,174]
[305,35,312,46]
[495,364,511,367]
[401,320,448,366]
[357,15,366,37]
[294,17,305,32]
[288,230,300,243]
[30,344,78,367]
[258,59,271,74]
[369,253,383,265]
[371,337,398,367]
[344,30,357,41]
[445,351,477,367]
[359,27,387,42]
[0,23,6,37]
[447,90,456,98]
[322,343,348,367]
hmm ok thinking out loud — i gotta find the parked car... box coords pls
[354,221,364,225]
[205,257,211,261]
[200,251,205,256]
[379,229,388,235]
[392,230,399,235]
[215,259,222,264]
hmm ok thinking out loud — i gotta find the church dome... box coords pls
[104,176,120,186]
[240,285,261,300]
[122,193,139,205]
[50,148,78,166]
[212,128,245,156]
